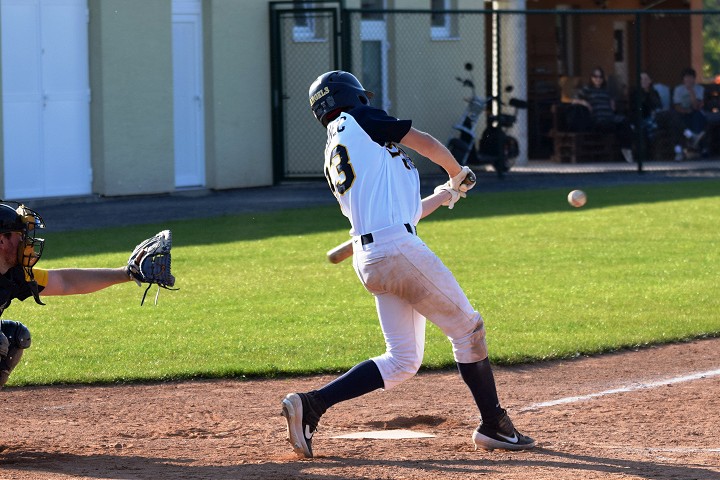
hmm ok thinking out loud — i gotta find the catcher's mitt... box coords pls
[127,230,177,305]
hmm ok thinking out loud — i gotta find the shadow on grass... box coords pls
[39,178,719,258]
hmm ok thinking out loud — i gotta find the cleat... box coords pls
[281,392,323,458]
[472,410,536,451]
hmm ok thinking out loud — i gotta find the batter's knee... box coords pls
[372,352,423,390]
[450,317,488,364]
[0,321,32,389]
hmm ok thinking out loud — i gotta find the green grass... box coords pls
[7,179,720,386]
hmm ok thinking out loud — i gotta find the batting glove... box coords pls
[449,166,477,192]
[434,181,466,209]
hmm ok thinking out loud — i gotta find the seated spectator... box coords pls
[630,72,663,141]
[673,67,708,160]
[630,72,686,160]
[572,66,634,162]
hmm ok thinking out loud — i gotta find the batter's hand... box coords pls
[450,166,477,192]
[434,181,466,209]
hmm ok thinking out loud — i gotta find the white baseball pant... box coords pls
[352,223,487,390]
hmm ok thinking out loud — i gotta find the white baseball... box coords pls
[568,190,587,208]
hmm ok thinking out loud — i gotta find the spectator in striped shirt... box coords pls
[573,66,635,163]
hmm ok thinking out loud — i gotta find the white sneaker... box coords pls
[674,145,684,162]
[621,148,633,163]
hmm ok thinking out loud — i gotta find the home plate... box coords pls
[332,429,435,439]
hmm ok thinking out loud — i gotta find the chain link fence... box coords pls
[271,5,720,179]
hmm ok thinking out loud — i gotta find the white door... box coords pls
[2,0,91,199]
[172,0,205,188]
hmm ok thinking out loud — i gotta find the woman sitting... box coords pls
[572,66,634,163]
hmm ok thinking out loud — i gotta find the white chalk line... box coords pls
[598,445,720,454]
[519,368,720,412]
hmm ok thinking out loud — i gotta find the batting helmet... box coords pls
[309,71,374,127]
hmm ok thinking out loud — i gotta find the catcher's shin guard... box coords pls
[0,320,32,388]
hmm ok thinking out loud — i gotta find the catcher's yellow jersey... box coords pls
[27,268,48,288]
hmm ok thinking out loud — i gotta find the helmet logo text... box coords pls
[310,86,330,107]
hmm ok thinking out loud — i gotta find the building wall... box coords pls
[0,1,709,200]
[89,0,175,196]
[0,10,4,195]
[392,1,487,148]
[88,0,273,195]
[1,0,274,199]
[204,0,273,189]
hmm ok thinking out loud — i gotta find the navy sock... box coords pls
[315,359,384,409]
[457,357,504,423]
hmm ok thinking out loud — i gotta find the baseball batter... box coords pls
[0,202,174,388]
[281,71,535,458]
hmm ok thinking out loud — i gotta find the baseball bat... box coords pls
[327,238,353,264]
[460,169,476,191]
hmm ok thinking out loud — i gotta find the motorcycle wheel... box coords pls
[492,137,519,174]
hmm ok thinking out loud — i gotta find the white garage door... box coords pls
[1,0,91,200]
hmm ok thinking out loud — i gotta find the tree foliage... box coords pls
[703,2,720,79]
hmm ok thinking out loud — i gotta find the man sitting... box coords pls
[673,67,708,161]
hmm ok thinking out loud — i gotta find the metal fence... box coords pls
[270,5,720,180]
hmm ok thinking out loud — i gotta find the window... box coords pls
[293,1,323,42]
[431,0,457,40]
[362,0,384,21]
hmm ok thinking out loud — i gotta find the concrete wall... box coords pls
[89,0,175,196]
[204,0,273,189]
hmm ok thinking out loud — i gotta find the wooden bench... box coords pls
[549,103,619,163]
[551,131,618,163]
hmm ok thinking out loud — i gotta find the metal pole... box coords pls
[635,12,644,173]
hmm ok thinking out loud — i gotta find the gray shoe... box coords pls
[621,148,634,163]
[472,410,536,451]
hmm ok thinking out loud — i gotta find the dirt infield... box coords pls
[1,337,718,480]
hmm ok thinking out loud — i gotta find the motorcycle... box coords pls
[446,62,528,177]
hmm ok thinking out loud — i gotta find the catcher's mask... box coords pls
[309,70,374,127]
[0,202,45,274]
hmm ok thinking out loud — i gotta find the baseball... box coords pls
[567,189,587,208]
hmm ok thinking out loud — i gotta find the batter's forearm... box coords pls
[421,190,452,219]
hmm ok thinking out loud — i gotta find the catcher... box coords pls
[0,201,175,389]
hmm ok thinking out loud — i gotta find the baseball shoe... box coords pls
[674,144,685,161]
[621,148,634,163]
[281,392,323,458]
[472,410,536,451]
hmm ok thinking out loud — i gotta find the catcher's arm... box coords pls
[41,267,132,296]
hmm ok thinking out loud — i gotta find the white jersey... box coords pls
[323,107,421,236]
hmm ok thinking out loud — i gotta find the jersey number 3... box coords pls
[325,144,355,195]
